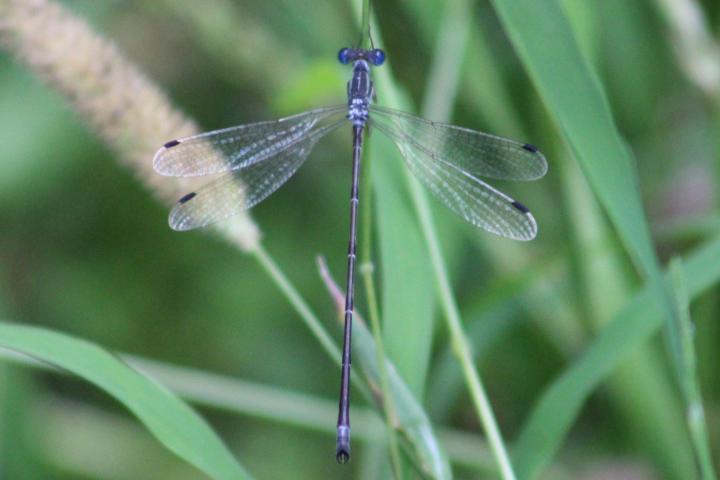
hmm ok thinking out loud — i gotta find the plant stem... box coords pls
[359,136,404,478]
[359,0,371,49]
[405,176,517,480]
[408,0,517,477]
[252,245,340,362]
[252,246,381,419]
[669,260,718,480]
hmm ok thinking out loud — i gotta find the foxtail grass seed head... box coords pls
[0,0,260,251]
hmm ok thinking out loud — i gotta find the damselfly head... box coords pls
[337,47,386,66]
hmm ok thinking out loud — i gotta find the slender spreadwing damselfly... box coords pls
[153,47,547,463]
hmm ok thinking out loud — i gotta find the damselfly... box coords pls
[153,47,547,463]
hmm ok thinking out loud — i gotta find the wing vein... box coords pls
[168,118,346,231]
[154,105,347,177]
[371,118,538,240]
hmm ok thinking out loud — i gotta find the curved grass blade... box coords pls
[489,0,660,278]
[318,258,452,479]
[489,0,684,387]
[355,322,451,480]
[0,323,251,480]
[487,0,689,475]
[0,341,502,473]
[513,234,720,479]
[668,260,718,480]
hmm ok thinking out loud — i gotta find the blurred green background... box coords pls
[1,0,719,478]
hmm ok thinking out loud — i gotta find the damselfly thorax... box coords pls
[347,61,373,126]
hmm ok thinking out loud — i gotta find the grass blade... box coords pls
[401,3,519,478]
[0,342,492,474]
[559,152,695,476]
[0,365,41,479]
[38,399,209,479]
[358,0,406,461]
[488,0,686,383]
[489,0,659,278]
[254,216,447,476]
[355,313,452,479]
[0,323,251,480]
[669,260,718,480]
[513,234,720,478]
[363,141,406,478]
[372,150,436,397]
[487,1,696,475]
[318,258,453,479]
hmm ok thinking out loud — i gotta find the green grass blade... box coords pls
[356,3,436,400]
[0,339,493,474]
[256,241,447,475]
[428,251,570,419]
[38,399,210,479]
[513,234,720,478]
[0,365,42,479]
[669,260,718,480]
[403,2,518,476]
[487,2,694,475]
[488,1,686,393]
[460,27,524,138]
[0,323,251,480]
[361,140,405,477]
[448,3,583,357]
[355,314,452,479]
[372,143,436,397]
[559,153,695,477]
[489,0,659,279]
[420,0,470,122]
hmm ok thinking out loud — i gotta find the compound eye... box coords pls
[369,49,385,66]
[338,48,351,65]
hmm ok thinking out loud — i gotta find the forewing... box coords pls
[369,105,547,181]
[169,119,345,231]
[154,106,346,177]
[371,119,538,240]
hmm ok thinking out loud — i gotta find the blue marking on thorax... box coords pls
[347,60,372,127]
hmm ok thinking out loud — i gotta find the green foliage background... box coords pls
[1,0,719,478]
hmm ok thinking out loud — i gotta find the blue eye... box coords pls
[370,49,385,66]
[338,48,351,65]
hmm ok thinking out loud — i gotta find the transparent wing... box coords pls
[154,105,347,177]
[369,105,547,181]
[371,118,538,240]
[169,118,346,231]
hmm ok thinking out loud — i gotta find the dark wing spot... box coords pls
[178,192,197,204]
[522,143,539,153]
[511,200,530,214]
[164,139,181,149]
